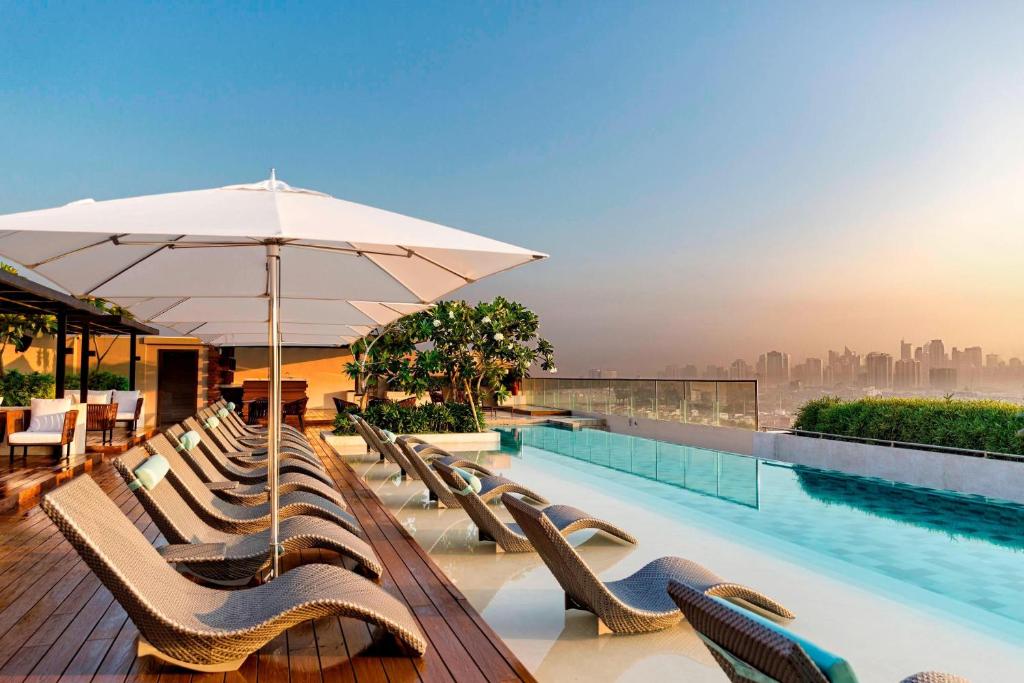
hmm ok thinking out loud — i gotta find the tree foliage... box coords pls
[345,297,555,421]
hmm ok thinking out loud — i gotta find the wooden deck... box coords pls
[0,428,536,683]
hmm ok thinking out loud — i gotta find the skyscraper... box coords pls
[758,351,790,385]
[900,339,912,361]
[729,358,753,379]
[927,339,946,368]
[893,358,920,388]
[865,352,893,388]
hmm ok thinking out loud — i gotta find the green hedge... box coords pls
[333,401,484,436]
[0,371,56,405]
[65,371,129,391]
[793,396,1024,454]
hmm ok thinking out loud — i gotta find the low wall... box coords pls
[574,411,755,455]
[321,430,501,455]
[754,431,1024,505]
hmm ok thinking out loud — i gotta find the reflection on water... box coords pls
[504,426,760,508]
[793,466,1024,552]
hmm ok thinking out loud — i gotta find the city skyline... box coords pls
[579,335,1024,388]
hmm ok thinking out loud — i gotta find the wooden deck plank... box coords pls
[0,428,535,683]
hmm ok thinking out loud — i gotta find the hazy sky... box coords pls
[2,2,1023,375]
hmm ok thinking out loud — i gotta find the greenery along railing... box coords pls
[520,378,758,430]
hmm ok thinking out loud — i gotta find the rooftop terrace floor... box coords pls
[0,428,535,683]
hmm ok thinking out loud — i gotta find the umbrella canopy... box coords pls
[0,176,543,307]
[0,173,546,576]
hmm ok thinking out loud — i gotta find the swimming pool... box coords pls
[346,424,1024,680]
[504,425,1024,631]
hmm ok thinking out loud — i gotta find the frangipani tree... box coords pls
[344,297,555,424]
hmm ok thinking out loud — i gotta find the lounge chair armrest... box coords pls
[205,480,238,491]
[158,542,229,563]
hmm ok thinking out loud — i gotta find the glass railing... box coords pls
[509,425,760,508]
[520,377,758,430]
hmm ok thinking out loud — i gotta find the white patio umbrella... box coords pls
[0,173,545,576]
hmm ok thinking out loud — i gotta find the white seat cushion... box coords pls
[88,390,114,404]
[9,431,64,445]
[28,398,73,433]
[116,412,136,421]
[112,390,140,412]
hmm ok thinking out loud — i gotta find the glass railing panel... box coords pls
[632,380,657,420]
[656,441,687,486]
[588,428,612,467]
[688,381,718,425]
[718,452,759,507]
[608,431,633,471]
[719,381,757,428]
[631,433,658,479]
[656,380,686,422]
[513,378,757,430]
[685,447,719,496]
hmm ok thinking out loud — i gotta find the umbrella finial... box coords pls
[270,168,277,185]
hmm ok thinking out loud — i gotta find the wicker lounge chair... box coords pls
[210,400,309,446]
[390,436,549,508]
[667,581,969,683]
[113,446,381,583]
[197,407,318,463]
[433,462,636,552]
[146,434,360,535]
[181,417,331,483]
[163,425,346,508]
[41,475,426,671]
[350,415,496,475]
[503,493,794,634]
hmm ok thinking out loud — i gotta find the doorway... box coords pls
[157,349,199,427]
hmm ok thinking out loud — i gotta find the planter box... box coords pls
[321,430,500,455]
[754,431,1024,505]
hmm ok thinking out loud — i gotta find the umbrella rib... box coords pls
[397,245,475,283]
[24,235,125,268]
[83,234,188,296]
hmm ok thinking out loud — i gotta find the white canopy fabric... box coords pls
[0,173,545,578]
[0,177,544,308]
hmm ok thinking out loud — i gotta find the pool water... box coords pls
[502,425,1024,632]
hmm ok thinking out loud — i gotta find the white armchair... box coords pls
[8,398,79,465]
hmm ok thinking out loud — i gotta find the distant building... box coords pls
[703,364,728,380]
[893,359,920,388]
[929,367,957,390]
[729,359,753,379]
[865,352,893,388]
[794,357,823,386]
[758,351,790,386]
[588,369,618,379]
[900,339,912,361]
[682,364,698,378]
[926,339,946,368]
[986,353,1001,368]
[659,364,683,379]
[827,347,860,385]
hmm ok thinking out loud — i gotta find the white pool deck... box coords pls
[333,441,1024,682]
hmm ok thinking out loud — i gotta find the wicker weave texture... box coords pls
[41,475,426,668]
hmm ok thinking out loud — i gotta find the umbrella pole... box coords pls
[266,242,283,578]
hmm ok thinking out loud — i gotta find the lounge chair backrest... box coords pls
[145,433,224,511]
[113,446,214,545]
[502,493,615,607]
[434,461,504,528]
[163,425,224,482]
[183,416,234,459]
[197,407,244,452]
[667,581,827,683]
[40,476,208,636]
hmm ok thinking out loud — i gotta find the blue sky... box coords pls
[3,2,1023,373]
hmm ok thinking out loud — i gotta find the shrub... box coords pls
[333,401,484,436]
[0,371,56,405]
[65,371,129,391]
[792,396,1024,455]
